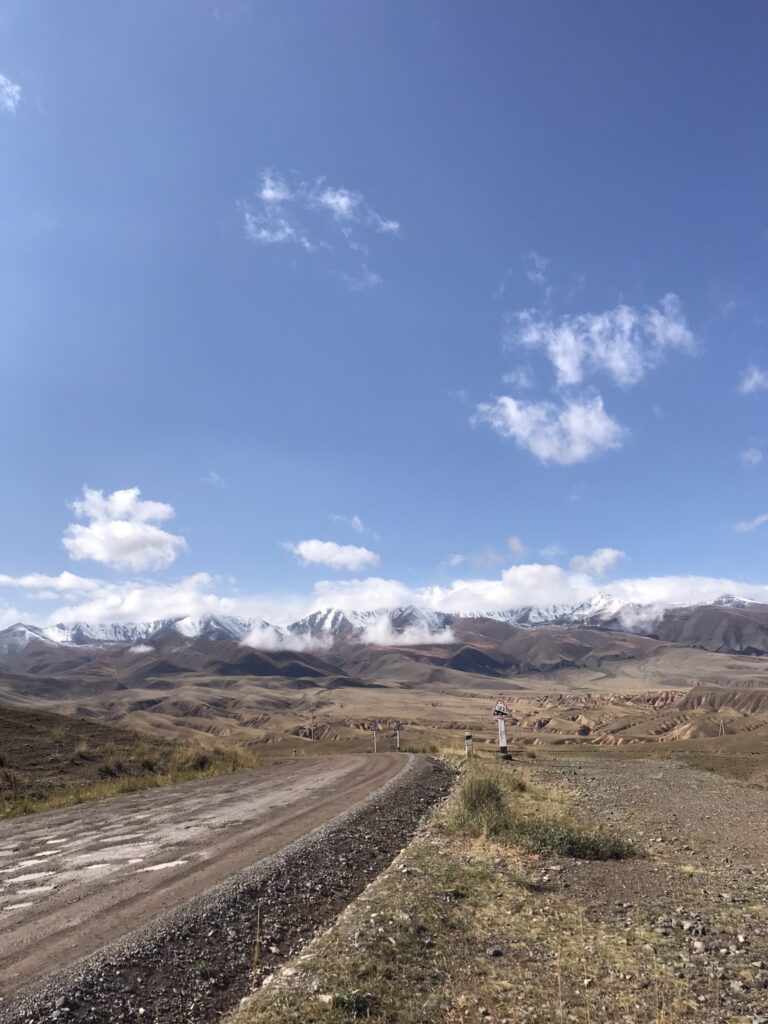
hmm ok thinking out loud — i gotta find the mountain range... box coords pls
[0,592,763,660]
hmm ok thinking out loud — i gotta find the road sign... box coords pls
[370,720,379,732]
[492,699,510,718]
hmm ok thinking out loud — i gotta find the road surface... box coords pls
[0,753,408,997]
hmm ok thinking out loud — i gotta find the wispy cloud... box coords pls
[740,447,763,468]
[242,170,399,286]
[739,365,768,395]
[476,293,695,464]
[501,367,534,390]
[0,73,21,114]
[202,470,224,486]
[525,251,551,293]
[507,536,526,555]
[570,547,625,576]
[473,393,625,464]
[331,513,379,539]
[539,544,564,559]
[735,513,768,534]
[284,538,380,571]
[62,487,187,571]
[508,293,694,389]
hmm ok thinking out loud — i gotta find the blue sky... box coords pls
[1,0,768,626]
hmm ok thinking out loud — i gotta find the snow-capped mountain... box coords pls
[0,594,764,659]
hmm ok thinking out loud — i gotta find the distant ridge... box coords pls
[2,594,768,659]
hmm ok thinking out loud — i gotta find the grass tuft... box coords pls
[446,764,633,861]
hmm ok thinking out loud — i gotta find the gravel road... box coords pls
[0,754,453,1024]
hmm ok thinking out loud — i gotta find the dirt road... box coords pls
[0,753,407,997]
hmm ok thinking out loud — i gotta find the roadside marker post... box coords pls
[394,720,403,752]
[491,697,511,761]
[370,720,379,754]
[464,731,473,758]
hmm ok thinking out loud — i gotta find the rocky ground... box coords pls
[228,754,768,1024]
[0,757,454,1024]
[538,756,768,1022]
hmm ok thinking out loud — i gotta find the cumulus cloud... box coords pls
[242,169,399,284]
[569,548,626,576]
[0,73,21,114]
[285,539,380,571]
[62,487,187,571]
[741,447,763,468]
[360,616,455,647]
[734,513,768,534]
[242,621,328,653]
[508,293,694,389]
[473,393,624,464]
[739,365,768,395]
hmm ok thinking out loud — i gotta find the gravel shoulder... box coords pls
[0,755,453,1024]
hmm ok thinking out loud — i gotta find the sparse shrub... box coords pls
[332,990,379,1018]
[98,757,125,778]
[197,960,216,979]
[506,817,634,860]
[525,749,537,759]
[140,756,159,773]
[1,768,22,795]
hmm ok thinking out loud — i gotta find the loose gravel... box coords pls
[0,756,453,1024]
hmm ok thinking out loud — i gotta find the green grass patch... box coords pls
[445,763,634,861]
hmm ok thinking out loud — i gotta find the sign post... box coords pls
[464,731,473,758]
[370,720,379,754]
[394,720,403,752]
[491,697,511,761]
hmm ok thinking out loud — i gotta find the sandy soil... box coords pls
[0,753,406,997]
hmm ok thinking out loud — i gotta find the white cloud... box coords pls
[447,554,466,567]
[242,621,328,653]
[202,471,224,486]
[501,367,534,389]
[360,616,455,647]
[285,539,380,571]
[313,186,361,221]
[42,573,237,625]
[569,547,626,576]
[473,393,625,464]
[526,251,551,289]
[242,170,399,280]
[507,536,526,555]
[739,365,768,395]
[740,447,763,468]
[735,513,768,534]
[508,293,694,389]
[259,172,292,204]
[62,487,187,571]
[0,571,103,594]
[0,73,21,114]
[342,265,382,291]
[539,544,564,559]
[331,513,379,539]
[5,558,768,633]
